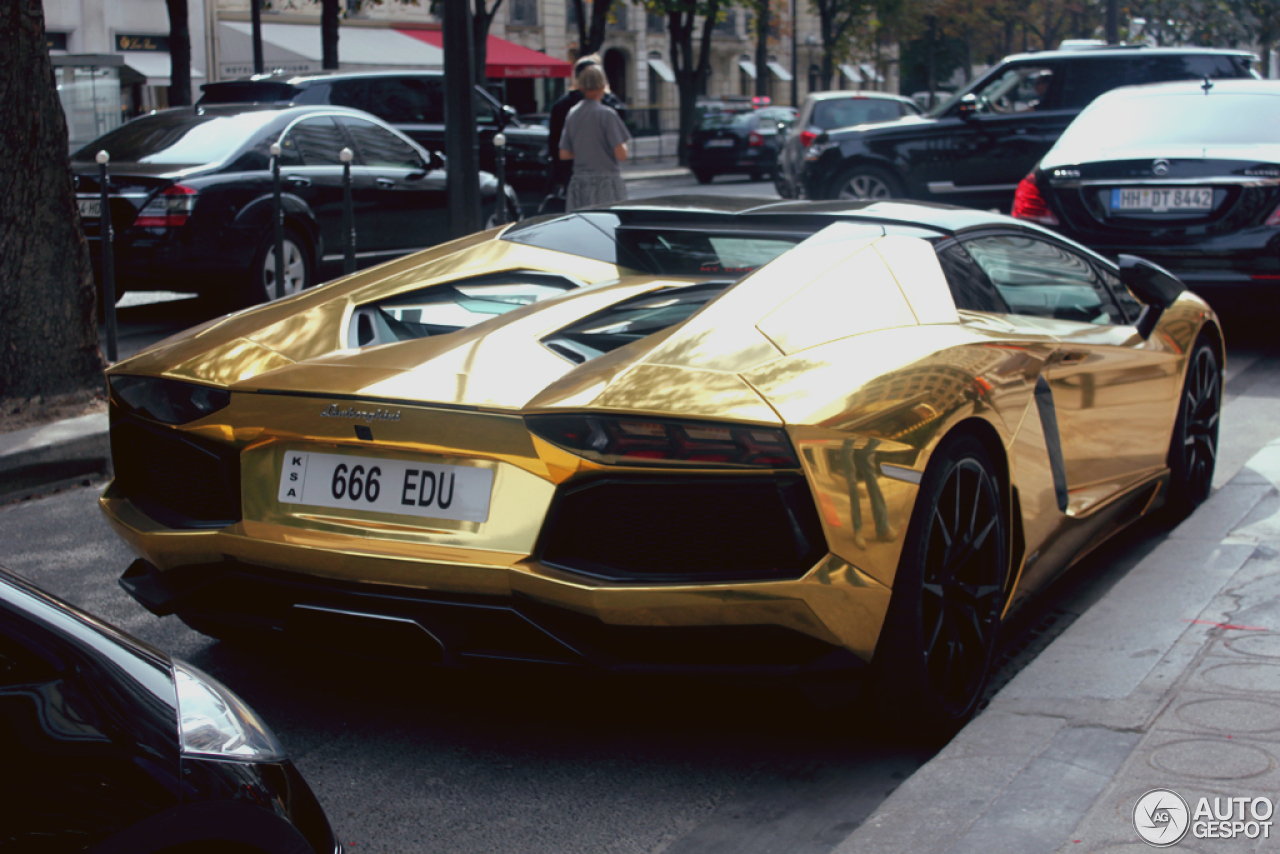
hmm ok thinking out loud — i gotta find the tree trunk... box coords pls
[586,0,612,55]
[0,0,104,401]
[322,0,339,70]
[755,3,770,99]
[166,0,192,106]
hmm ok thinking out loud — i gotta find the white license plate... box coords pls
[1110,187,1212,212]
[278,451,494,523]
[77,197,101,218]
[705,139,735,148]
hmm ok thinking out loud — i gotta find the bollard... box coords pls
[340,147,356,274]
[493,132,507,226]
[96,151,118,364]
[270,143,284,301]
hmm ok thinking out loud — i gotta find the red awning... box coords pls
[397,29,571,78]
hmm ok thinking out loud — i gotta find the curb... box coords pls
[0,412,111,503]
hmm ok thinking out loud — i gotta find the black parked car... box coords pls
[774,91,920,199]
[1013,79,1280,299]
[74,104,519,306]
[199,71,550,189]
[801,46,1257,208]
[0,565,339,853]
[687,105,797,184]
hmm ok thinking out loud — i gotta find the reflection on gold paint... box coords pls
[167,339,293,386]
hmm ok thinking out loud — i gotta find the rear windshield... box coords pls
[1052,91,1280,157]
[502,213,809,277]
[813,98,903,129]
[697,111,752,131]
[70,111,277,164]
[198,81,301,104]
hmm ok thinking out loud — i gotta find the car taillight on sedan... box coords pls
[748,131,764,147]
[1011,173,1059,226]
[134,184,197,228]
[799,130,818,149]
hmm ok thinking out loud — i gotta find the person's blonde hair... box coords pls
[577,64,608,93]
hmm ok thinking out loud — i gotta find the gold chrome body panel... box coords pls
[101,213,1221,671]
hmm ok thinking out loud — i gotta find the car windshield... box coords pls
[813,98,903,129]
[71,111,277,164]
[1051,91,1280,160]
[697,111,752,130]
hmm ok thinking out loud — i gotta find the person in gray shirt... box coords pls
[559,64,631,211]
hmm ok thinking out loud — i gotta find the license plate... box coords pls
[278,451,494,523]
[77,197,101,218]
[1110,187,1212,212]
[705,139,735,148]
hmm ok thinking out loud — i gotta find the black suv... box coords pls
[802,47,1257,209]
[200,71,550,188]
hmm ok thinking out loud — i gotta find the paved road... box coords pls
[67,174,1280,852]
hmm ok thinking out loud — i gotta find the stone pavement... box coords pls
[838,438,1280,854]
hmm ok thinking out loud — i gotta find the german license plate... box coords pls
[77,197,101,218]
[1110,187,1212,212]
[278,451,494,522]
[705,139,735,148]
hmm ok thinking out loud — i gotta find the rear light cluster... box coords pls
[1011,173,1059,226]
[134,184,197,228]
[526,414,800,468]
[1266,206,1280,228]
[748,131,764,147]
[799,130,818,149]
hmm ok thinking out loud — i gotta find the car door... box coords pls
[279,115,377,270]
[338,115,449,255]
[921,63,1071,209]
[958,231,1181,506]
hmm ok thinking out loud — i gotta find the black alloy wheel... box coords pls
[873,433,1007,740]
[1165,335,1221,519]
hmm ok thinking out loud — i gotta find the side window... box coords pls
[328,80,373,112]
[342,77,441,124]
[970,64,1057,114]
[339,117,424,170]
[934,240,1010,313]
[1097,266,1143,325]
[961,234,1125,325]
[281,116,347,167]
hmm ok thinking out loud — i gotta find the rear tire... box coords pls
[244,228,312,307]
[832,164,901,202]
[693,168,714,185]
[1164,334,1221,519]
[871,433,1008,742]
[774,171,793,199]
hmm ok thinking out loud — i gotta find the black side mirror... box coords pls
[1119,254,1185,339]
[499,104,518,130]
[427,150,445,171]
[956,93,980,121]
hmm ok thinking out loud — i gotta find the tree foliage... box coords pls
[571,0,618,56]
[0,0,104,400]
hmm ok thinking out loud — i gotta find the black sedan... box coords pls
[0,565,338,853]
[1013,79,1280,299]
[686,106,796,184]
[73,104,520,307]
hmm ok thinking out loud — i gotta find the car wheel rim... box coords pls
[838,174,891,200]
[1182,347,1220,504]
[263,240,307,300]
[921,458,1003,713]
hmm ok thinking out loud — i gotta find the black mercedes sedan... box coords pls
[0,565,339,853]
[1012,79,1280,298]
[73,104,519,307]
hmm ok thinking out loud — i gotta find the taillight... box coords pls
[748,131,764,147]
[526,414,800,468]
[799,130,818,149]
[1011,173,1059,226]
[134,184,197,228]
[1266,204,1280,227]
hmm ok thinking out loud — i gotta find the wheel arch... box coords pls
[818,154,904,200]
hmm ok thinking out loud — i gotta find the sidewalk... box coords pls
[5,398,1280,851]
[839,440,1280,854]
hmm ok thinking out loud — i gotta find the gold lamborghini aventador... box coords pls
[101,198,1222,736]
